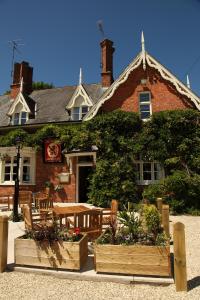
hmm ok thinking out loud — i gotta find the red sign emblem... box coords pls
[44,140,62,162]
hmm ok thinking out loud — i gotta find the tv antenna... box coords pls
[97,20,105,38]
[8,39,24,78]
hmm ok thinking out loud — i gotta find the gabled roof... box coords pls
[7,92,35,116]
[84,51,200,121]
[66,84,93,109]
[0,83,104,127]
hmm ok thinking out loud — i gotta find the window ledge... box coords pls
[136,180,160,185]
[0,182,36,186]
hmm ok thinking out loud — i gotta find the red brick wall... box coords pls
[35,151,76,202]
[0,151,77,203]
[102,65,195,113]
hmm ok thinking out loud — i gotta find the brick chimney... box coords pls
[10,61,33,99]
[100,39,115,87]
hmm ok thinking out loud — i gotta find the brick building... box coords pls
[0,34,200,202]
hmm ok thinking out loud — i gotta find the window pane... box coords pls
[13,113,19,125]
[3,154,32,183]
[4,166,11,181]
[5,166,10,173]
[143,172,152,180]
[82,106,88,113]
[72,107,80,120]
[4,174,10,181]
[23,166,30,182]
[140,104,150,112]
[154,163,162,180]
[143,163,152,180]
[81,106,89,118]
[139,93,150,103]
[21,112,27,124]
[143,163,151,172]
[13,166,18,181]
[141,111,150,119]
[21,112,27,118]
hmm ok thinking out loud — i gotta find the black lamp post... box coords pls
[13,136,22,222]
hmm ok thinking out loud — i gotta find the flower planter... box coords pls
[15,234,88,270]
[94,243,171,277]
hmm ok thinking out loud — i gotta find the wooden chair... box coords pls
[71,209,103,241]
[0,195,13,211]
[19,191,33,208]
[37,196,54,214]
[34,192,53,212]
[102,199,118,227]
[22,204,53,231]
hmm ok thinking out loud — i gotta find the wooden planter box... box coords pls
[15,234,88,270]
[95,243,171,277]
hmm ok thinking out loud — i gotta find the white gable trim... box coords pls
[84,53,143,121]
[66,84,93,109]
[7,92,31,116]
[146,53,200,110]
[84,51,200,121]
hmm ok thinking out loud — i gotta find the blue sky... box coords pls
[0,0,200,96]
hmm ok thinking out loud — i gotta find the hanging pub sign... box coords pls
[44,140,62,163]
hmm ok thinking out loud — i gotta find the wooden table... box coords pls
[53,205,92,227]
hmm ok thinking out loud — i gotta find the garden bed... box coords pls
[94,242,171,276]
[15,234,88,270]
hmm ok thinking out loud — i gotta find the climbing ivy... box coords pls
[0,109,200,210]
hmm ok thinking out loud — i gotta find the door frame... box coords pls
[76,162,93,203]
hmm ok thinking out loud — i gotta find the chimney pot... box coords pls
[100,39,115,87]
[10,61,33,99]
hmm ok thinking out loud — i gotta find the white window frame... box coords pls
[12,111,28,125]
[71,106,89,121]
[139,91,152,121]
[134,161,164,185]
[0,147,36,185]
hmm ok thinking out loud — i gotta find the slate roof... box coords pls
[0,83,104,128]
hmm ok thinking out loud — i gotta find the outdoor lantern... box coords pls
[13,136,22,222]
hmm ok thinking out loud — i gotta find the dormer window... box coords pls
[71,106,89,121]
[66,82,93,121]
[13,111,28,125]
[7,92,35,126]
[139,92,152,120]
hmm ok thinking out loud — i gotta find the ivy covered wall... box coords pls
[0,109,200,212]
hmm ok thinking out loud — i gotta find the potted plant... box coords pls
[15,224,88,270]
[94,205,171,276]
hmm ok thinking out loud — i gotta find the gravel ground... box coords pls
[0,215,200,300]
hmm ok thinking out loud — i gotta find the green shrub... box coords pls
[142,183,165,204]
[143,205,161,242]
[186,207,200,216]
[142,171,200,214]
[164,171,200,213]
[97,206,168,246]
